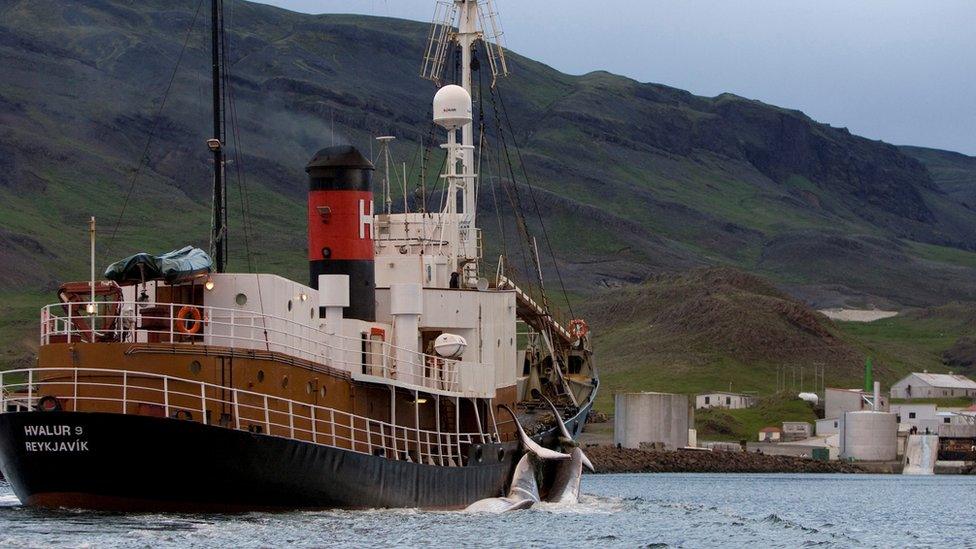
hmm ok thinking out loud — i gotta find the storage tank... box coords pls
[614,392,691,450]
[306,145,375,321]
[840,411,897,461]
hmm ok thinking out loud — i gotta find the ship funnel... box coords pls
[306,145,375,321]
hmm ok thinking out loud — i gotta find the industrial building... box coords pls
[889,372,976,399]
[614,392,692,450]
[825,387,889,419]
[891,403,940,433]
[782,421,812,441]
[695,392,756,410]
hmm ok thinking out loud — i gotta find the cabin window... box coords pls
[257,370,265,383]
[287,299,293,312]
[320,386,327,399]
[310,308,315,319]
[189,360,201,375]
[235,293,248,306]
[306,381,314,395]
[281,376,289,389]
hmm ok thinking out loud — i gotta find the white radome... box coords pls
[434,333,468,359]
[433,85,472,129]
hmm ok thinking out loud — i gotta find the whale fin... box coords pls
[537,394,595,473]
[501,405,570,460]
[464,453,540,513]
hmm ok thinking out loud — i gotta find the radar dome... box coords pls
[433,85,472,129]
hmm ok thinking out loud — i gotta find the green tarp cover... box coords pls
[104,246,213,285]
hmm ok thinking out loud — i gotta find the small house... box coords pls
[695,392,757,410]
[758,426,782,442]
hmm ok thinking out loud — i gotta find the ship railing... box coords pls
[38,302,491,397]
[0,367,489,466]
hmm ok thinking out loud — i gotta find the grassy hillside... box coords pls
[1,0,975,387]
[582,268,971,413]
[696,397,819,443]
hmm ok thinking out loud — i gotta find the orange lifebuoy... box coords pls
[569,319,589,340]
[175,306,203,335]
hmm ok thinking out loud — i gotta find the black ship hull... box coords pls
[0,411,518,512]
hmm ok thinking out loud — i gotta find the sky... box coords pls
[255,1,976,155]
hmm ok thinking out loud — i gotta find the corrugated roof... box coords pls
[908,372,976,389]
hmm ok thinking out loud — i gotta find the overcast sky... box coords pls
[255,1,976,155]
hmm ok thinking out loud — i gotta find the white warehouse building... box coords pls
[890,372,976,399]
[695,392,756,410]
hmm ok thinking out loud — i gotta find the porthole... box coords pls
[257,370,265,383]
[287,299,293,312]
[320,386,327,398]
[310,308,315,319]
[189,360,202,375]
[474,446,484,463]
[497,448,505,462]
[235,293,248,306]
[306,381,314,395]
[281,375,289,389]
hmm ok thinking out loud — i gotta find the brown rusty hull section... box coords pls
[0,411,517,511]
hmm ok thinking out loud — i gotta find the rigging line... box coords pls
[106,0,205,257]
[488,84,538,299]
[218,0,229,266]
[222,0,254,272]
[476,62,507,264]
[494,86,575,319]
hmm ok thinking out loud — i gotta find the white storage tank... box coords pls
[614,392,691,450]
[840,411,897,461]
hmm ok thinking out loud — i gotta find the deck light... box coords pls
[204,277,215,291]
[300,293,308,302]
[85,303,96,315]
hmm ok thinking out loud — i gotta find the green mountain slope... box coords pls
[1,0,975,380]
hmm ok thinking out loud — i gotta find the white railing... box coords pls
[39,301,490,396]
[0,367,487,466]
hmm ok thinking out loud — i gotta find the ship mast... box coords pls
[421,0,509,286]
[208,0,227,272]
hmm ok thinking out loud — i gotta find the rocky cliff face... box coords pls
[0,0,974,307]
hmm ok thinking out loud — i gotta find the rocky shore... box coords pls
[586,446,866,474]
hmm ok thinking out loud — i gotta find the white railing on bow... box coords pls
[39,302,489,396]
[0,367,488,466]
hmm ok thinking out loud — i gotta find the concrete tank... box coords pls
[840,411,897,461]
[614,392,691,450]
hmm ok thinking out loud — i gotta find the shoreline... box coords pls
[586,446,867,474]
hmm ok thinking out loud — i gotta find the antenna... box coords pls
[375,136,395,215]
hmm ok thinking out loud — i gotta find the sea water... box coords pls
[0,473,972,547]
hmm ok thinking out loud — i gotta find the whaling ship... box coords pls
[0,0,597,511]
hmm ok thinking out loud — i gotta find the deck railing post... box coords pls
[311,406,317,444]
[264,395,270,434]
[163,377,170,418]
[330,409,336,446]
[233,389,240,430]
[73,367,79,412]
[67,305,72,344]
[288,400,295,439]
[27,369,33,410]
[366,420,372,455]
[122,371,128,415]
[200,382,208,425]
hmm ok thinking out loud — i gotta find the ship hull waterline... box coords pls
[0,394,595,512]
[0,411,522,512]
